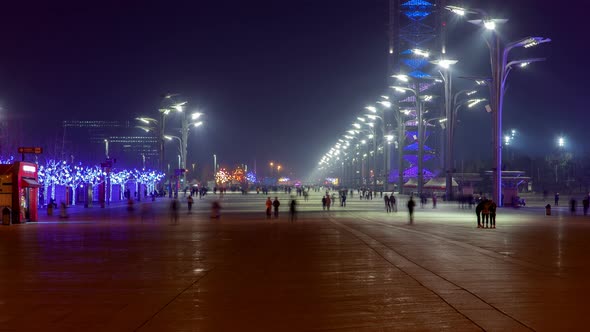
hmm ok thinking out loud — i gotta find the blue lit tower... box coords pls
[389,0,445,193]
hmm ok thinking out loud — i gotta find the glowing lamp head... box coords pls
[483,19,496,30]
[392,74,409,82]
[378,101,392,108]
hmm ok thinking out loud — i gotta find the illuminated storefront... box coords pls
[0,162,40,224]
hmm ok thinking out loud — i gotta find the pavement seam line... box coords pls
[325,215,485,332]
[349,210,556,275]
[134,269,213,331]
[328,214,536,332]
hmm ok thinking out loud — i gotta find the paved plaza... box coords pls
[1,191,589,331]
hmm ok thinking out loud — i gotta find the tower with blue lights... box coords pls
[389,0,445,192]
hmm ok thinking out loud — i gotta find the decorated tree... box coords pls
[0,156,15,164]
[68,164,86,205]
[246,171,257,184]
[215,168,230,185]
[232,167,245,183]
[110,169,131,200]
[38,160,71,201]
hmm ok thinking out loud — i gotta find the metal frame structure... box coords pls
[389,0,445,194]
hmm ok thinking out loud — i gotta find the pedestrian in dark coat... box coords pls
[273,197,280,218]
[489,200,497,228]
[475,200,484,228]
[407,196,416,224]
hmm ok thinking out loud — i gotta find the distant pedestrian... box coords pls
[266,197,272,219]
[390,194,397,212]
[187,195,194,214]
[384,194,391,213]
[432,194,437,208]
[475,200,484,228]
[59,202,68,219]
[482,199,491,228]
[211,200,221,219]
[583,196,590,216]
[555,193,560,206]
[570,198,577,216]
[326,195,331,211]
[407,196,415,224]
[341,194,347,207]
[322,196,327,210]
[273,197,281,218]
[289,199,297,222]
[170,198,179,224]
[489,200,497,229]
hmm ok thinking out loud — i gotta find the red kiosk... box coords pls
[0,162,41,224]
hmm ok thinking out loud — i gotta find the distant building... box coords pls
[61,120,158,169]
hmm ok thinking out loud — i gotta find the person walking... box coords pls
[210,200,221,219]
[570,198,577,216]
[289,199,297,222]
[475,199,484,228]
[489,199,497,229]
[273,197,281,218]
[384,194,391,213]
[187,195,194,214]
[170,198,179,225]
[432,193,437,209]
[407,196,415,224]
[583,196,589,216]
[326,195,331,211]
[482,199,491,228]
[390,194,397,212]
[321,196,326,210]
[555,192,560,206]
[265,197,272,219]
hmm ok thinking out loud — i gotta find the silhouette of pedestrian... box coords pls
[273,197,280,218]
[390,194,397,212]
[475,200,484,228]
[570,198,577,215]
[489,200,497,229]
[407,196,415,224]
[384,194,391,213]
[211,200,221,219]
[289,199,297,222]
[555,192,560,206]
[170,198,179,224]
[265,197,272,219]
[187,195,194,214]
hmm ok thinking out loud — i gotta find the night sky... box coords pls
[0,0,586,178]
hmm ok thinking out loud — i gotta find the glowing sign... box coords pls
[22,165,36,173]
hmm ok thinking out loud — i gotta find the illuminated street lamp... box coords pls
[447,5,550,206]
[412,47,459,199]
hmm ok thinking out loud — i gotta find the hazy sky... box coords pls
[0,0,585,177]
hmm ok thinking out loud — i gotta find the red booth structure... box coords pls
[0,162,41,224]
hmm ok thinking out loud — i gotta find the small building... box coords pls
[0,162,41,224]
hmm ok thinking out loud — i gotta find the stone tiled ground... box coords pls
[1,192,588,331]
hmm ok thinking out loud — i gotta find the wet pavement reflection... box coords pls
[1,192,589,331]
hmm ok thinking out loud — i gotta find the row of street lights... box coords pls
[136,94,204,188]
[318,4,550,206]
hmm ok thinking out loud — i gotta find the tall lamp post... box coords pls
[410,49,458,200]
[366,100,392,192]
[446,5,550,206]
